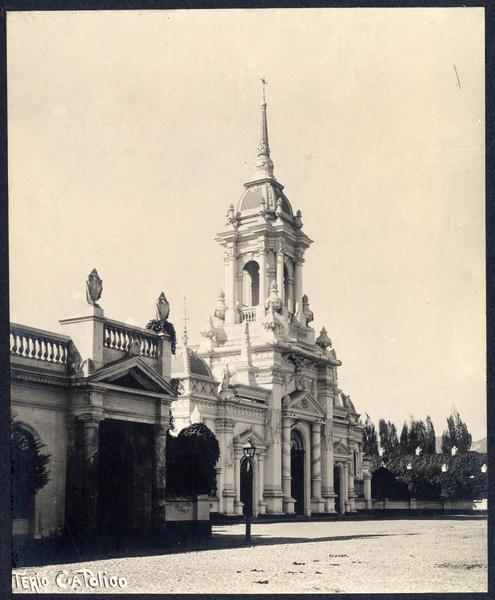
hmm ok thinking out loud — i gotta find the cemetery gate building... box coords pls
[10,87,372,539]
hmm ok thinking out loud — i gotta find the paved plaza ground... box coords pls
[12,516,487,594]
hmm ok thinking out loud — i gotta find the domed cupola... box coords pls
[233,79,299,227]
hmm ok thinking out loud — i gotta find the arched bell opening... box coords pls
[283,264,290,308]
[242,261,260,307]
[240,457,255,516]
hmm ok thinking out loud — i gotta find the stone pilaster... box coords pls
[281,416,295,514]
[276,245,284,304]
[257,451,267,514]
[263,381,284,514]
[64,417,83,534]
[216,417,235,515]
[343,462,350,514]
[311,422,324,513]
[224,246,237,325]
[80,414,102,532]
[233,447,244,515]
[294,251,304,316]
[364,472,372,509]
[153,423,168,527]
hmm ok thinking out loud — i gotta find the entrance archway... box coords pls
[290,429,305,515]
[11,425,39,536]
[333,465,341,514]
[240,457,254,516]
[98,420,154,533]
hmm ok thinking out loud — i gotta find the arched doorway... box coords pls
[291,429,305,515]
[242,261,260,307]
[240,457,254,516]
[333,465,341,514]
[11,425,41,536]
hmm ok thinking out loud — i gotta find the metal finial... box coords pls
[261,76,267,103]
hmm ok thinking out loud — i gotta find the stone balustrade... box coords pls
[103,319,159,358]
[240,307,257,323]
[10,323,70,364]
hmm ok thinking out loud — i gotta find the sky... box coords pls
[7,8,485,440]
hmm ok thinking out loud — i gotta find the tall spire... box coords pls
[182,296,189,347]
[253,76,275,180]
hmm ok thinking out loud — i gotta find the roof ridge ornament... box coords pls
[86,268,103,306]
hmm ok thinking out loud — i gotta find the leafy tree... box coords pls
[432,452,487,500]
[441,411,472,454]
[166,423,220,498]
[399,422,409,454]
[362,414,378,456]
[378,419,399,458]
[398,417,436,456]
[424,416,436,454]
[11,419,51,519]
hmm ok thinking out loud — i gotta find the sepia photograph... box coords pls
[7,6,487,594]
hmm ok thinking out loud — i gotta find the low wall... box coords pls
[370,498,476,511]
[165,495,211,539]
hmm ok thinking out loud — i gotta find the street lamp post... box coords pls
[243,441,256,544]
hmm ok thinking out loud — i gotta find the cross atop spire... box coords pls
[261,76,267,103]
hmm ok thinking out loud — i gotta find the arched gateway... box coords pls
[240,457,254,516]
[290,429,305,515]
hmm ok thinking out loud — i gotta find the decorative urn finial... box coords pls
[302,294,314,325]
[316,327,332,350]
[156,292,170,322]
[265,280,282,314]
[295,210,303,229]
[86,268,103,306]
[214,290,227,321]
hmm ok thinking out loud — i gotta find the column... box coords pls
[348,463,357,512]
[288,275,295,314]
[259,249,266,305]
[80,415,101,532]
[264,383,284,514]
[364,473,372,509]
[294,253,304,314]
[276,247,284,304]
[215,466,223,513]
[311,423,324,513]
[257,249,267,320]
[343,462,350,514]
[234,448,243,515]
[153,423,168,527]
[257,452,266,514]
[225,248,236,325]
[281,417,295,513]
[65,417,83,534]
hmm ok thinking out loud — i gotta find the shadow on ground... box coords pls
[12,514,485,569]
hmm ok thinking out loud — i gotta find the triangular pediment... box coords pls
[87,356,176,396]
[233,426,267,450]
[283,389,326,419]
[333,440,351,456]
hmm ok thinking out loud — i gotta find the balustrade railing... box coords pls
[103,321,158,358]
[10,324,70,364]
[240,307,257,323]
